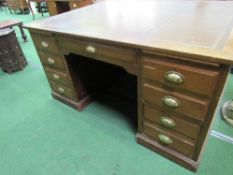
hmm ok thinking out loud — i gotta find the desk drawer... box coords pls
[144,106,200,140]
[31,33,60,54]
[44,67,73,87]
[47,2,57,11]
[143,83,209,122]
[58,37,137,63]
[69,0,93,10]
[143,122,195,158]
[38,52,65,70]
[142,57,219,97]
[49,81,77,100]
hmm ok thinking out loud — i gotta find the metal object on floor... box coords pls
[0,28,27,74]
[221,100,233,127]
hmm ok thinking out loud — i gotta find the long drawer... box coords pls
[142,57,219,97]
[143,122,195,158]
[57,36,137,63]
[144,106,200,140]
[143,83,209,122]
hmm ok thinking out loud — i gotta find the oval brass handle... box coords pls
[86,45,96,54]
[47,58,55,64]
[73,3,77,7]
[160,117,176,129]
[53,74,60,80]
[158,134,173,145]
[58,87,64,93]
[164,71,184,84]
[162,96,180,108]
[41,41,49,48]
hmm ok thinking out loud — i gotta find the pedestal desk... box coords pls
[24,0,233,171]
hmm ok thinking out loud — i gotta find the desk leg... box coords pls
[19,24,27,42]
[27,1,35,20]
[9,7,12,14]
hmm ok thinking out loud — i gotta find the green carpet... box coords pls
[0,9,233,175]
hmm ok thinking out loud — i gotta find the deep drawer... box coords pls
[38,51,65,70]
[142,57,219,97]
[31,33,60,54]
[44,67,73,87]
[143,122,195,158]
[49,81,77,100]
[143,83,209,122]
[144,106,200,140]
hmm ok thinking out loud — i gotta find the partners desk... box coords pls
[24,0,233,171]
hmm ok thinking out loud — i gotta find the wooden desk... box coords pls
[24,0,233,171]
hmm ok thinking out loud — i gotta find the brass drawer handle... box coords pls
[164,71,184,84]
[162,96,180,108]
[53,74,60,80]
[158,134,173,145]
[160,117,176,129]
[58,87,64,93]
[47,58,55,64]
[41,41,49,48]
[73,3,77,7]
[86,45,96,54]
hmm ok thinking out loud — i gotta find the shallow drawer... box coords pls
[31,33,60,54]
[44,67,73,87]
[58,37,137,63]
[143,122,195,158]
[38,52,65,70]
[144,106,200,140]
[143,83,209,122]
[49,81,77,100]
[142,58,219,97]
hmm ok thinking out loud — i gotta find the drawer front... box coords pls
[31,33,60,54]
[48,9,57,16]
[58,37,137,63]
[46,2,57,16]
[44,67,73,87]
[143,83,209,121]
[142,58,219,97]
[38,52,65,70]
[69,2,78,10]
[69,0,93,9]
[144,106,200,139]
[143,122,195,158]
[49,81,77,100]
[47,2,56,11]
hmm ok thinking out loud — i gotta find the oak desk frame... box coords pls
[24,0,233,171]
